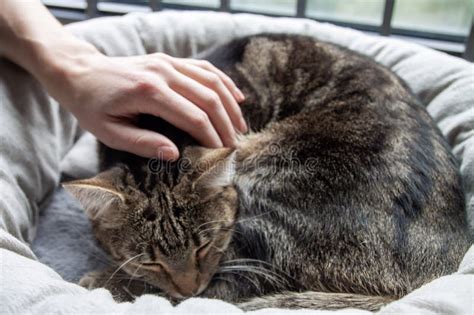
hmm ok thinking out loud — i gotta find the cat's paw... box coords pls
[79,270,106,289]
[78,268,146,302]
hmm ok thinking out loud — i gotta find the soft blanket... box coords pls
[1,11,473,315]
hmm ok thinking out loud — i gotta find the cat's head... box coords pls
[64,147,238,298]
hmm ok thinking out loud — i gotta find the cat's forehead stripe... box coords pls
[145,170,157,194]
[158,219,171,256]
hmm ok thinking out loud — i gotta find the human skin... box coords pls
[0,0,247,160]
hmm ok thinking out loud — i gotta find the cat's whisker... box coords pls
[126,263,144,289]
[194,219,229,233]
[222,258,284,273]
[218,264,290,289]
[222,258,273,266]
[100,276,135,280]
[104,253,144,288]
[121,285,136,300]
[235,210,276,224]
[221,264,285,282]
[221,258,300,284]
[211,276,233,284]
[209,245,226,253]
[216,270,262,293]
[198,227,243,238]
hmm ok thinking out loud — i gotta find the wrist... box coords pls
[27,33,100,82]
[0,0,100,103]
[27,34,102,108]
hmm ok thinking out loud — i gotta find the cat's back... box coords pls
[203,34,470,297]
[205,33,415,130]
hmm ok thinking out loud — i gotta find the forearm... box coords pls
[0,0,98,96]
[0,3,245,158]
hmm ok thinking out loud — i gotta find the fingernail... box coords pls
[157,146,178,161]
[240,117,248,133]
[236,89,245,102]
[217,139,224,148]
[228,136,238,148]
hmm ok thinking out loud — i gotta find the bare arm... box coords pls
[0,0,246,160]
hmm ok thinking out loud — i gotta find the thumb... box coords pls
[104,122,179,160]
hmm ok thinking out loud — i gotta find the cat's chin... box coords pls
[167,291,186,299]
[164,288,201,300]
[161,278,212,299]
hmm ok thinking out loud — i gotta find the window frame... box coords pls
[42,0,474,61]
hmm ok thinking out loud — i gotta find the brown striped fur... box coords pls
[65,34,471,311]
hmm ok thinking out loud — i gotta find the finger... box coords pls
[170,71,237,147]
[184,59,246,103]
[142,86,223,149]
[173,61,247,133]
[103,122,179,160]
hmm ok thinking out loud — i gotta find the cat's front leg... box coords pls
[79,267,158,302]
[199,276,238,301]
[199,272,257,304]
[79,269,108,290]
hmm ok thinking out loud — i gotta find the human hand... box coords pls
[50,51,247,160]
[1,0,247,161]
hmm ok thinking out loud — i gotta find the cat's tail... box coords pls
[238,291,395,311]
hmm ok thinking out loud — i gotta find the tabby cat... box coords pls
[64,34,471,311]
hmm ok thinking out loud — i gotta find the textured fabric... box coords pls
[33,187,109,283]
[0,11,473,314]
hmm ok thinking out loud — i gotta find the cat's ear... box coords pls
[63,167,125,220]
[185,147,236,194]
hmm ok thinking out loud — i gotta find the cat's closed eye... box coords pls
[196,241,211,259]
[142,262,163,267]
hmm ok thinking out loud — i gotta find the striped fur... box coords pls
[65,34,471,310]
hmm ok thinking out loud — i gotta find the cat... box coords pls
[64,34,471,311]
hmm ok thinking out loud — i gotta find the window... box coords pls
[42,0,474,61]
[231,0,296,15]
[97,1,150,14]
[392,0,471,38]
[161,0,219,8]
[44,0,86,8]
[306,0,384,26]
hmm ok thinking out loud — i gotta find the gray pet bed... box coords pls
[1,11,472,315]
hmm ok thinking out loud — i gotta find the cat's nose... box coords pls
[174,280,200,297]
[172,272,201,297]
